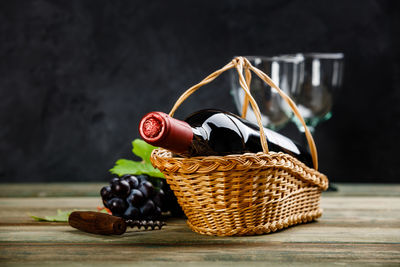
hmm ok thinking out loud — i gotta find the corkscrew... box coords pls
[69,211,166,235]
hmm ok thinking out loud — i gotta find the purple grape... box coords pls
[111,180,131,198]
[123,206,140,220]
[101,175,184,220]
[152,189,166,211]
[140,199,155,217]
[109,177,119,185]
[102,199,110,209]
[108,198,127,216]
[127,189,145,207]
[122,175,139,189]
[138,181,154,198]
[151,206,162,220]
[136,174,149,183]
[100,186,113,200]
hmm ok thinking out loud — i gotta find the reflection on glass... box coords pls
[230,55,304,130]
[289,53,344,133]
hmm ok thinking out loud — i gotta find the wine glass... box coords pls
[289,53,344,134]
[289,53,344,191]
[230,55,304,130]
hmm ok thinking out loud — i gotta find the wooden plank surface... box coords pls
[0,184,399,266]
[1,183,399,198]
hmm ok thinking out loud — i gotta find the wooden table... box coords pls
[0,183,399,266]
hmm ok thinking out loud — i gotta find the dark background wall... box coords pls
[1,0,399,183]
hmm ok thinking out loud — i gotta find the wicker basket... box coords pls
[151,56,329,236]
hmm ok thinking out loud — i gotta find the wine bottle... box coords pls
[139,109,313,167]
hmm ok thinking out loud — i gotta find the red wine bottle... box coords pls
[139,109,313,167]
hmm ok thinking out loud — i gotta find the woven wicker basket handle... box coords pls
[168,57,318,170]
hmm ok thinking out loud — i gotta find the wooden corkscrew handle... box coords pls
[68,211,127,235]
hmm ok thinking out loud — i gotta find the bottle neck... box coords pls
[139,112,194,153]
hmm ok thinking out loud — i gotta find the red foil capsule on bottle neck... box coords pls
[139,112,194,154]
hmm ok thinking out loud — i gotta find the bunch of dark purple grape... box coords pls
[100,174,183,220]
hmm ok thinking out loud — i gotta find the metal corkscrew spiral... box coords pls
[125,219,166,230]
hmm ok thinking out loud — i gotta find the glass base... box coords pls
[292,111,332,133]
[326,183,338,192]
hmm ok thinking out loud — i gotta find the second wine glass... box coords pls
[288,53,344,192]
[289,53,344,134]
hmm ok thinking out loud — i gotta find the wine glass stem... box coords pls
[300,126,338,192]
[300,125,315,149]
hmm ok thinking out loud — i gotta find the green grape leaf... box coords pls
[110,159,164,178]
[132,139,157,164]
[30,209,109,222]
[109,139,165,178]
[30,209,73,222]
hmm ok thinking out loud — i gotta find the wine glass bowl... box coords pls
[289,53,344,133]
[230,55,304,130]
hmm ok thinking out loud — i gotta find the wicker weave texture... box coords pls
[151,149,328,236]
